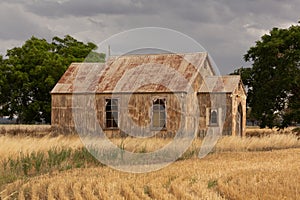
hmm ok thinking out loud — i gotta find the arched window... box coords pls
[152,99,166,129]
[211,110,218,125]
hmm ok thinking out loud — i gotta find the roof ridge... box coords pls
[204,75,240,78]
[70,62,105,64]
[108,51,208,58]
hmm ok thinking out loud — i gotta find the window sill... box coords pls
[103,128,120,130]
[208,124,219,127]
[151,127,167,131]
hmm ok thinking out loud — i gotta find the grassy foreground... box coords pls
[0,126,299,199]
[1,148,299,199]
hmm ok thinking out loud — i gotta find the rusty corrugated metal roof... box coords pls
[199,75,242,93]
[51,63,106,94]
[51,52,215,94]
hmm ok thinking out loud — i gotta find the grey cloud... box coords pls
[1,0,300,74]
[0,3,52,41]
[164,0,235,24]
[3,0,235,23]
[223,0,300,24]
[19,0,156,18]
[87,18,106,27]
[5,0,300,28]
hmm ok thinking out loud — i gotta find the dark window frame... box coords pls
[210,108,218,126]
[105,98,119,129]
[151,98,167,130]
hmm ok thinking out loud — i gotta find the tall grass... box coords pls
[217,168,300,200]
[0,135,83,159]
[215,134,300,152]
[1,148,299,200]
[0,147,103,188]
[1,132,299,161]
[0,126,300,198]
[0,125,51,136]
[1,132,299,188]
[245,126,299,137]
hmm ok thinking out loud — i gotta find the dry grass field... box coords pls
[0,125,51,137]
[0,125,299,199]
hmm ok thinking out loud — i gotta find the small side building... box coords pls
[198,76,246,136]
[51,52,246,137]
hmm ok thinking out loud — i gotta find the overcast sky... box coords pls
[0,0,299,74]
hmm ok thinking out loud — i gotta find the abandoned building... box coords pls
[51,52,246,137]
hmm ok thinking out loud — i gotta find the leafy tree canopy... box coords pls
[0,35,105,123]
[234,24,300,128]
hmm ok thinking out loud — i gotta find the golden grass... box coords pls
[0,124,51,136]
[1,132,299,160]
[0,126,300,199]
[215,134,300,152]
[245,126,298,137]
[0,135,83,159]
[1,148,299,199]
[218,169,300,200]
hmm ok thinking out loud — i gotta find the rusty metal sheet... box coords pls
[51,52,214,94]
[199,76,241,93]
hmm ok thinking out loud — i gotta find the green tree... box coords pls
[0,35,105,123]
[242,24,300,128]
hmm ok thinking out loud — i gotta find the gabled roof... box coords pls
[51,52,215,94]
[199,75,245,93]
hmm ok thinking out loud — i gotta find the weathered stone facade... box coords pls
[51,52,246,137]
